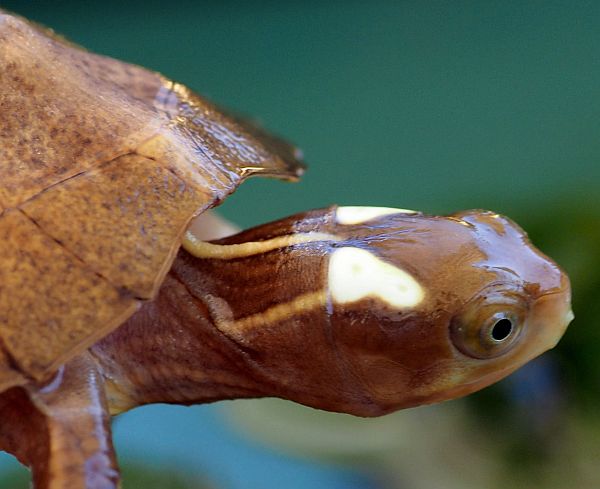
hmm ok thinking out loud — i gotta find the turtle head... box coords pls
[319,207,572,414]
[181,206,572,416]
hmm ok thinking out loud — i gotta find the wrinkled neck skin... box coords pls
[90,206,572,417]
[91,212,377,415]
[91,267,275,414]
[91,207,383,416]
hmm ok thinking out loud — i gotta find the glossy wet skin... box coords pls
[323,208,572,412]
[0,206,572,489]
[171,206,573,416]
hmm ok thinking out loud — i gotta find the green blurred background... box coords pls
[1,1,599,488]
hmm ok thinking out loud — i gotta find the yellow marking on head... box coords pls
[212,291,327,339]
[328,247,424,308]
[183,231,340,259]
[336,206,417,225]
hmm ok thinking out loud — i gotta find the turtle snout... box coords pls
[529,273,573,354]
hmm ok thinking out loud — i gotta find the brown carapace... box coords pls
[0,11,573,489]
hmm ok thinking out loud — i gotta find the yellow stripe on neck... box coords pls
[182,231,341,259]
[214,290,328,340]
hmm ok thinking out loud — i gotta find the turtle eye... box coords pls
[490,316,513,342]
[450,287,527,359]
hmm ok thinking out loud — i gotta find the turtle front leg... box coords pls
[0,352,119,489]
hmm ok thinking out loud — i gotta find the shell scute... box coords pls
[21,154,209,299]
[0,209,138,380]
[0,11,305,383]
[0,14,162,208]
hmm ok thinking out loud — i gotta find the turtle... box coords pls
[0,11,573,489]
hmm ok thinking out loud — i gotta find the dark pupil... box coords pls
[491,318,513,341]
